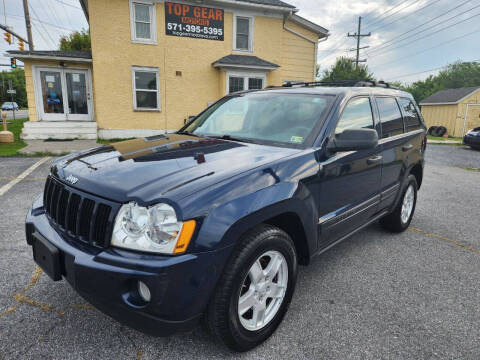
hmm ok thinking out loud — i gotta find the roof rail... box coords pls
[276,80,398,89]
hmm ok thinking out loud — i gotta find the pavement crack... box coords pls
[13,293,65,317]
[24,266,43,291]
[0,306,18,319]
[409,227,480,255]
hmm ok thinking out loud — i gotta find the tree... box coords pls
[321,57,374,82]
[59,29,91,51]
[0,69,27,108]
[399,61,480,103]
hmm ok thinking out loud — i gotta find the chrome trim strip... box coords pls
[378,129,424,144]
[319,194,380,226]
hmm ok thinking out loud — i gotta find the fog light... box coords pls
[137,281,151,302]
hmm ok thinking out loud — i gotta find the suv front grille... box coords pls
[43,176,119,248]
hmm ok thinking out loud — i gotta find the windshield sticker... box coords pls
[290,136,303,143]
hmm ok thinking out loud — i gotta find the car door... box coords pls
[318,96,383,246]
[375,96,412,210]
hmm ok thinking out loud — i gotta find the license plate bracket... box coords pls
[32,232,62,281]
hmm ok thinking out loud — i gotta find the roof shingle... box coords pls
[420,87,480,105]
[213,54,279,69]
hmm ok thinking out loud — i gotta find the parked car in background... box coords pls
[25,80,426,351]
[1,102,19,111]
[463,127,480,150]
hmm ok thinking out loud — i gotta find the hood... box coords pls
[51,134,300,204]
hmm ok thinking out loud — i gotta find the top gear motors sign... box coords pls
[165,2,224,41]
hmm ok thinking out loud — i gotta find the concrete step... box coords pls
[23,121,97,129]
[24,127,97,134]
[21,133,97,140]
[21,121,98,140]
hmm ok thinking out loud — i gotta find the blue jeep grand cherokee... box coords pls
[26,81,426,351]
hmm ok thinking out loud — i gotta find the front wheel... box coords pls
[205,224,297,352]
[380,175,418,232]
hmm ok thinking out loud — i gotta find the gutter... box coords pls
[5,53,92,63]
[209,0,296,13]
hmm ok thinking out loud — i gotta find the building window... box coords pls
[130,0,156,44]
[229,77,245,93]
[227,74,265,94]
[234,16,253,51]
[132,67,160,110]
[248,78,263,90]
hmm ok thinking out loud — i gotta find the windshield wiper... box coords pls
[205,134,255,143]
[177,131,201,137]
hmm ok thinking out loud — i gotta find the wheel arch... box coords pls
[218,200,316,266]
[409,162,423,189]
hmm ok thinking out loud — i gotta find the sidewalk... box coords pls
[427,139,462,145]
[18,140,99,155]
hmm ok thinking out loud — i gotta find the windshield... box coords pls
[181,93,334,146]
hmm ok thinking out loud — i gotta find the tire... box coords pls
[436,126,447,137]
[380,175,418,233]
[427,126,437,135]
[431,126,446,137]
[205,224,297,352]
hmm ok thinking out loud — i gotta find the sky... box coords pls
[1,0,479,84]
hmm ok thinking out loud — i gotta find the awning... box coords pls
[212,54,279,71]
[6,50,92,63]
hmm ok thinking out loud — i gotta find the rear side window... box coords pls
[335,97,374,134]
[376,97,404,138]
[398,98,422,131]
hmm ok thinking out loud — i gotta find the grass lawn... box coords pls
[0,118,27,156]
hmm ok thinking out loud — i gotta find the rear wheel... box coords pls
[380,175,418,232]
[205,224,297,352]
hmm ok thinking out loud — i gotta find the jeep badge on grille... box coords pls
[65,175,79,185]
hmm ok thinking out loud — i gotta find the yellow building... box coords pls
[8,0,328,139]
[420,86,480,137]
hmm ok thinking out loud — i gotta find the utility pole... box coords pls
[22,0,34,50]
[348,17,371,68]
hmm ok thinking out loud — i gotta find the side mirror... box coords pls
[327,128,378,153]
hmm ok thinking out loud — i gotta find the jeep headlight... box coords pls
[111,202,195,254]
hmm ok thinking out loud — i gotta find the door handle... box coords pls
[402,144,413,152]
[367,155,382,165]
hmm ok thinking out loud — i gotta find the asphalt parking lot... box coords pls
[0,145,479,359]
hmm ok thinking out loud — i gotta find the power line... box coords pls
[372,28,480,69]
[364,0,416,27]
[361,0,405,25]
[368,0,444,33]
[368,2,480,56]
[365,0,423,29]
[387,58,480,81]
[6,13,76,31]
[51,0,82,10]
[28,4,56,47]
[369,10,480,59]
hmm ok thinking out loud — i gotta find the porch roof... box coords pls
[6,50,92,63]
[212,54,279,70]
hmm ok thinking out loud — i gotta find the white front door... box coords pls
[36,67,93,121]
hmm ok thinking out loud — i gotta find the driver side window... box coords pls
[335,97,374,135]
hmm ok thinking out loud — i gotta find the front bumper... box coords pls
[463,134,480,146]
[25,195,233,336]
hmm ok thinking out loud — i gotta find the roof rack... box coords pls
[269,80,398,90]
